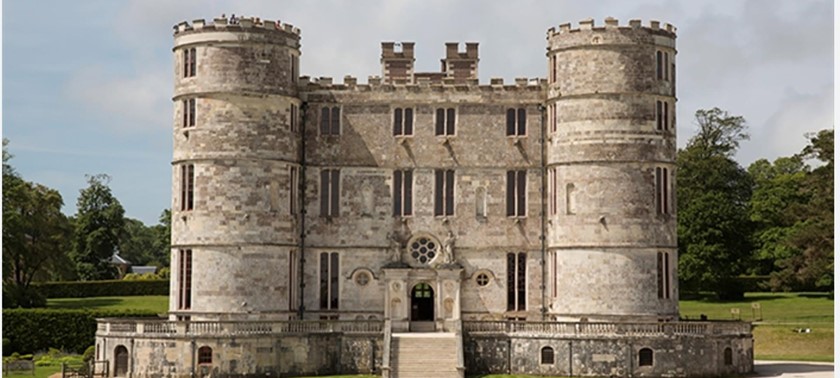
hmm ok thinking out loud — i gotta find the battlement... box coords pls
[381,42,415,59]
[173,16,300,36]
[547,17,676,38]
[445,42,479,59]
[297,75,545,92]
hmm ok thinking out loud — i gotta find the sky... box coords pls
[2,0,834,225]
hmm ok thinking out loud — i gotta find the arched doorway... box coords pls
[114,345,129,377]
[410,283,434,331]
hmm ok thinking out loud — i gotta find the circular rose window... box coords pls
[409,236,438,265]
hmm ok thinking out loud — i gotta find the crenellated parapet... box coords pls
[547,17,676,38]
[173,17,300,36]
[296,75,545,93]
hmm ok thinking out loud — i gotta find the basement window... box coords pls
[639,348,653,367]
[540,346,555,365]
[198,346,212,364]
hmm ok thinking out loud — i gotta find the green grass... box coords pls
[46,296,169,313]
[680,292,833,362]
[46,293,833,362]
[5,364,60,378]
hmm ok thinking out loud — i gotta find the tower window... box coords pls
[639,348,654,366]
[393,169,413,217]
[178,249,192,310]
[197,346,212,364]
[183,48,196,78]
[540,346,555,365]
[548,168,557,216]
[289,249,298,311]
[550,55,557,84]
[320,106,341,135]
[724,347,733,366]
[549,104,557,134]
[655,167,670,214]
[289,166,299,215]
[393,108,414,136]
[656,100,669,131]
[507,252,527,311]
[180,164,194,211]
[290,104,299,132]
[656,51,663,80]
[320,169,340,217]
[434,169,455,216]
[506,170,527,217]
[319,252,339,310]
[435,107,456,136]
[182,98,196,128]
[506,108,527,136]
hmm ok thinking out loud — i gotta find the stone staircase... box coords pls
[389,333,462,378]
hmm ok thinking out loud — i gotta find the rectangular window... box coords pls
[393,169,413,217]
[319,252,339,310]
[289,166,299,215]
[506,170,527,217]
[180,164,194,211]
[656,100,663,131]
[393,108,414,136]
[320,106,340,135]
[178,249,192,310]
[507,252,527,311]
[551,55,557,84]
[548,168,557,216]
[320,169,340,217]
[183,99,196,128]
[289,250,298,311]
[290,53,297,82]
[657,252,671,299]
[435,107,456,136]
[290,104,299,132]
[183,48,196,78]
[550,104,557,134]
[656,50,663,80]
[664,101,669,131]
[434,169,455,216]
[663,52,669,82]
[506,108,527,136]
[655,167,669,214]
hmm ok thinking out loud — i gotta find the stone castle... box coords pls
[95,16,753,378]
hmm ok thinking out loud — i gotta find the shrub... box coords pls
[3,284,47,308]
[32,279,169,298]
[3,308,158,354]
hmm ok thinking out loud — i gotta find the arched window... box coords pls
[540,346,555,365]
[639,347,653,367]
[724,347,733,366]
[198,346,212,364]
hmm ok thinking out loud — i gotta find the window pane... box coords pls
[331,107,340,135]
[507,108,516,136]
[435,108,445,135]
[404,108,413,135]
[506,171,515,216]
[657,252,664,298]
[393,170,402,216]
[656,51,663,80]
[517,253,526,310]
[330,252,339,309]
[320,170,330,216]
[320,107,330,135]
[517,170,526,216]
[393,108,402,136]
[445,170,454,215]
[655,167,662,214]
[404,170,413,215]
[330,170,340,216]
[434,170,444,216]
[507,253,515,311]
[446,108,455,135]
[517,108,526,135]
[320,253,328,309]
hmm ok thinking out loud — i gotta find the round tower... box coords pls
[545,18,677,321]
[170,17,302,320]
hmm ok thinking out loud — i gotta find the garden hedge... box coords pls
[3,309,159,355]
[33,279,169,298]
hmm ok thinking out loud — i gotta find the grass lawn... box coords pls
[46,296,169,313]
[5,364,61,378]
[46,292,833,363]
[680,292,833,362]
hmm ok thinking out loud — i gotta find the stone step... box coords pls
[391,332,461,378]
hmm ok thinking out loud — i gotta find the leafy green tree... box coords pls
[70,174,125,280]
[677,108,753,299]
[2,139,71,307]
[747,157,809,276]
[119,218,157,266]
[150,209,172,267]
[769,130,833,291]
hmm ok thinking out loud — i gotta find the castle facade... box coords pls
[94,16,753,378]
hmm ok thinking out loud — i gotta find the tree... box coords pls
[769,130,833,291]
[747,157,809,276]
[150,209,172,267]
[677,108,753,299]
[2,139,72,307]
[70,174,125,280]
